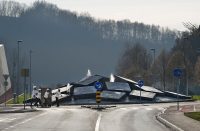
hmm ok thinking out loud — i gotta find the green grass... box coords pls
[192,95,200,100]
[184,112,200,121]
[6,94,31,104]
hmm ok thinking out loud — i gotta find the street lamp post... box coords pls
[150,48,156,64]
[29,50,32,98]
[150,48,156,87]
[183,37,190,96]
[17,40,23,103]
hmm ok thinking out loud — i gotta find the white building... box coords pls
[0,44,11,103]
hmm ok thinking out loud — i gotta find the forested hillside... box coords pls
[0,1,178,88]
[117,23,200,94]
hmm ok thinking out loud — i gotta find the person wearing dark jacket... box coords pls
[55,89,61,107]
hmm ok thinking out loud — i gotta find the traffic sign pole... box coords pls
[140,87,141,104]
[4,85,6,107]
[3,74,9,107]
[173,68,182,111]
[96,91,101,108]
[137,80,144,104]
[21,68,29,110]
[95,82,103,109]
[177,78,180,110]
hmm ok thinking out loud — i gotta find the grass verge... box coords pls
[184,112,200,121]
[6,94,31,104]
[192,95,200,100]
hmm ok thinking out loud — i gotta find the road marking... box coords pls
[145,107,153,111]
[0,118,17,122]
[2,112,47,130]
[194,105,196,111]
[120,108,128,110]
[95,114,102,131]
[131,107,139,110]
[157,107,164,111]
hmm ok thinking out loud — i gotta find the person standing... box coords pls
[44,88,51,107]
[30,86,38,108]
[35,89,42,107]
[55,89,61,107]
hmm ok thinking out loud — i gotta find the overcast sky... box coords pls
[11,0,200,31]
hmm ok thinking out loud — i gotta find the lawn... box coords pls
[192,95,200,100]
[6,94,31,104]
[184,112,200,121]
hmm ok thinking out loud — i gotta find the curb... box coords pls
[0,108,38,113]
[62,99,194,106]
[156,108,184,131]
[81,105,116,110]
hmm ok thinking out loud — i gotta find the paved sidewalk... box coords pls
[0,104,37,113]
[161,104,200,131]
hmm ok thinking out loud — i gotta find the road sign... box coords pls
[3,74,9,81]
[137,80,144,87]
[173,68,182,78]
[21,68,29,77]
[95,82,103,91]
[96,91,101,103]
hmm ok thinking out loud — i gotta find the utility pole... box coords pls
[17,40,23,103]
[183,37,189,96]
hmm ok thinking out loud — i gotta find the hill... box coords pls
[0,1,178,88]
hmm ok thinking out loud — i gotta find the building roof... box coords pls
[140,86,163,94]
[130,90,156,99]
[114,75,137,84]
[101,90,126,100]
[105,82,131,92]
[73,86,96,96]
[74,75,107,86]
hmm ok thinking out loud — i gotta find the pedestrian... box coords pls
[35,89,42,107]
[55,89,61,107]
[44,88,51,107]
[30,86,38,108]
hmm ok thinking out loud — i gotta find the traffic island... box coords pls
[157,104,200,131]
[156,109,184,131]
[81,105,116,111]
[184,112,200,121]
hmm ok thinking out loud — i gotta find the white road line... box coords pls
[95,114,102,131]
[194,105,196,111]
[131,107,139,110]
[157,108,164,111]
[120,108,128,110]
[145,107,153,111]
[0,118,17,122]
[8,118,17,121]
[3,112,47,130]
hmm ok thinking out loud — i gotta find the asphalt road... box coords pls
[0,104,170,131]
[99,105,168,131]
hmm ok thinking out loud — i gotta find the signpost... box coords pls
[137,80,144,104]
[95,82,103,108]
[173,68,182,111]
[21,68,29,110]
[3,74,9,107]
